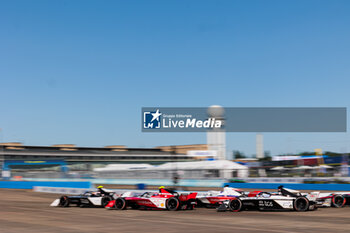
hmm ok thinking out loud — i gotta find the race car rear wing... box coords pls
[278,186,301,197]
[179,192,197,201]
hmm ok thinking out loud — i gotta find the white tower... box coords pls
[207,105,226,160]
[256,133,264,159]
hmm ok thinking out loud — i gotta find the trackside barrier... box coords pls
[33,186,210,196]
[10,179,350,191]
[21,178,225,187]
[0,181,92,189]
[224,183,350,191]
[242,177,350,183]
[33,187,157,195]
[33,186,90,194]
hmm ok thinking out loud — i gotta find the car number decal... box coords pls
[259,200,273,207]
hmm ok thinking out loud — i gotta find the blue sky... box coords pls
[1,0,350,157]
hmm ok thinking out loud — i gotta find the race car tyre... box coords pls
[114,198,127,210]
[102,196,113,207]
[59,196,70,207]
[332,195,345,208]
[293,197,309,212]
[228,198,242,212]
[166,197,180,211]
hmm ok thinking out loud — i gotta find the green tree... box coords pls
[233,150,246,159]
[324,151,341,156]
[298,151,315,156]
[259,151,272,161]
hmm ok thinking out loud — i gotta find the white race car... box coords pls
[314,192,350,208]
[50,187,119,208]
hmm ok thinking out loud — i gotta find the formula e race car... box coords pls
[197,186,259,208]
[106,187,197,211]
[315,192,350,208]
[50,187,116,208]
[217,186,318,212]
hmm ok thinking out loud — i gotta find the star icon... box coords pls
[151,109,162,122]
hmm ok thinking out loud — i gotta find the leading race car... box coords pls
[217,186,318,212]
[106,187,197,211]
[50,186,116,208]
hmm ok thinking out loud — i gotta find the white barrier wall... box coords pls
[33,186,90,194]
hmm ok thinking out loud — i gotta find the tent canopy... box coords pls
[292,165,314,170]
[94,163,154,172]
[94,160,248,172]
[154,160,247,170]
[317,165,332,169]
[271,166,286,171]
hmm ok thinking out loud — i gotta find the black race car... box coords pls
[217,186,318,212]
[50,188,116,208]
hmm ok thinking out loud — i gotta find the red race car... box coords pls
[106,187,197,211]
[197,186,262,208]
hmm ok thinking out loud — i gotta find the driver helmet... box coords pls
[260,192,271,198]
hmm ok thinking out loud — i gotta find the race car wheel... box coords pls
[294,197,309,212]
[102,196,113,207]
[228,198,242,212]
[114,198,127,210]
[59,196,70,207]
[166,197,180,211]
[332,195,345,208]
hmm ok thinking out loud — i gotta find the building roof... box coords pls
[155,160,248,170]
[94,163,154,171]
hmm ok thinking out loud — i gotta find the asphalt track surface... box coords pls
[1,189,350,233]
